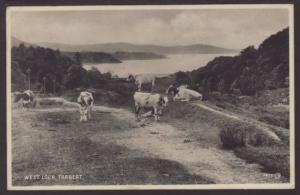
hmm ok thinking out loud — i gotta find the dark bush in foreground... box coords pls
[219,121,278,149]
[235,146,289,178]
[219,123,247,149]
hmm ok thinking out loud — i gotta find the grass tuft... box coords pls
[219,121,279,149]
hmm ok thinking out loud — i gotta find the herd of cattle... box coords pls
[13,74,203,122]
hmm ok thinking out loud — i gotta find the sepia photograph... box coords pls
[6,4,295,190]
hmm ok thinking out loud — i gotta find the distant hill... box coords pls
[34,42,238,54]
[190,28,289,95]
[112,51,165,60]
[11,37,36,47]
[63,52,121,64]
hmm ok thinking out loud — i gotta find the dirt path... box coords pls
[92,104,285,184]
[11,98,287,185]
[192,101,286,141]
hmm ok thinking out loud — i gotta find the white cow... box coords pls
[77,91,94,122]
[14,90,35,108]
[127,74,156,92]
[166,85,203,101]
[133,92,168,121]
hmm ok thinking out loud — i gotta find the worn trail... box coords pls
[92,103,286,184]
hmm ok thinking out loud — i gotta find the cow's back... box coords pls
[134,92,160,107]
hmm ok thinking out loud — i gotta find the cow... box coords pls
[127,74,156,92]
[133,92,168,121]
[77,91,94,122]
[166,85,203,101]
[13,90,35,108]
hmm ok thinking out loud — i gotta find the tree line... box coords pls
[173,28,289,96]
[12,44,114,93]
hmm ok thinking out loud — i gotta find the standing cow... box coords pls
[127,74,156,92]
[77,91,94,122]
[13,90,35,109]
[133,92,168,121]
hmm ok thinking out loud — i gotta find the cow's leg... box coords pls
[22,100,28,110]
[138,83,142,92]
[154,107,159,121]
[135,104,141,120]
[83,113,88,122]
[79,108,84,122]
[88,106,92,120]
[151,79,155,92]
[22,102,25,110]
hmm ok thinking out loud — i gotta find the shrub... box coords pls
[219,121,278,149]
[235,146,289,178]
[219,122,247,149]
[174,71,192,86]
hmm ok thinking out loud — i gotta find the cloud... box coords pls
[10,8,289,49]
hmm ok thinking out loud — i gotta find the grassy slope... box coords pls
[165,101,290,178]
[195,90,290,178]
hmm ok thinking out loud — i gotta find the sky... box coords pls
[10,7,290,49]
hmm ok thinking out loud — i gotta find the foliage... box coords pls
[235,146,289,178]
[219,121,279,149]
[11,44,118,93]
[63,51,121,63]
[189,28,289,95]
[174,71,192,86]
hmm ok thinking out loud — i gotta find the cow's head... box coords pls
[166,85,178,96]
[127,74,135,82]
[163,96,169,107]
[159,96,169,107]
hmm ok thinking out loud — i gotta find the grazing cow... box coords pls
[127,74,156,92]
[133,92,168,121]
[166,85,203,101]
[77,91,94,122]
[14,90,35,108]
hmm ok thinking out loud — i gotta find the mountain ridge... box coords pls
[12,37,239,54]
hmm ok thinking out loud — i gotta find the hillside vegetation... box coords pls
[112,51,165,60]
[63,51,121,63]
[11,44,117,93]
[190,28,289,96]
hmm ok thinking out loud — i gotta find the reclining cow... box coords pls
[133,92,168,121]
[13,90,35,108]
[77,91,94,122]
[127,74,156,92]
[166,85,203,101]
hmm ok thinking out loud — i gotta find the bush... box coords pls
[219,121,278,149]
[219,122,247,149]
[174,71,192,86]
[235,146,289,178]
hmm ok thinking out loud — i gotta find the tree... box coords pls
[87,67,106,86]
[74,52,82,66]
[63,65,88,89]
